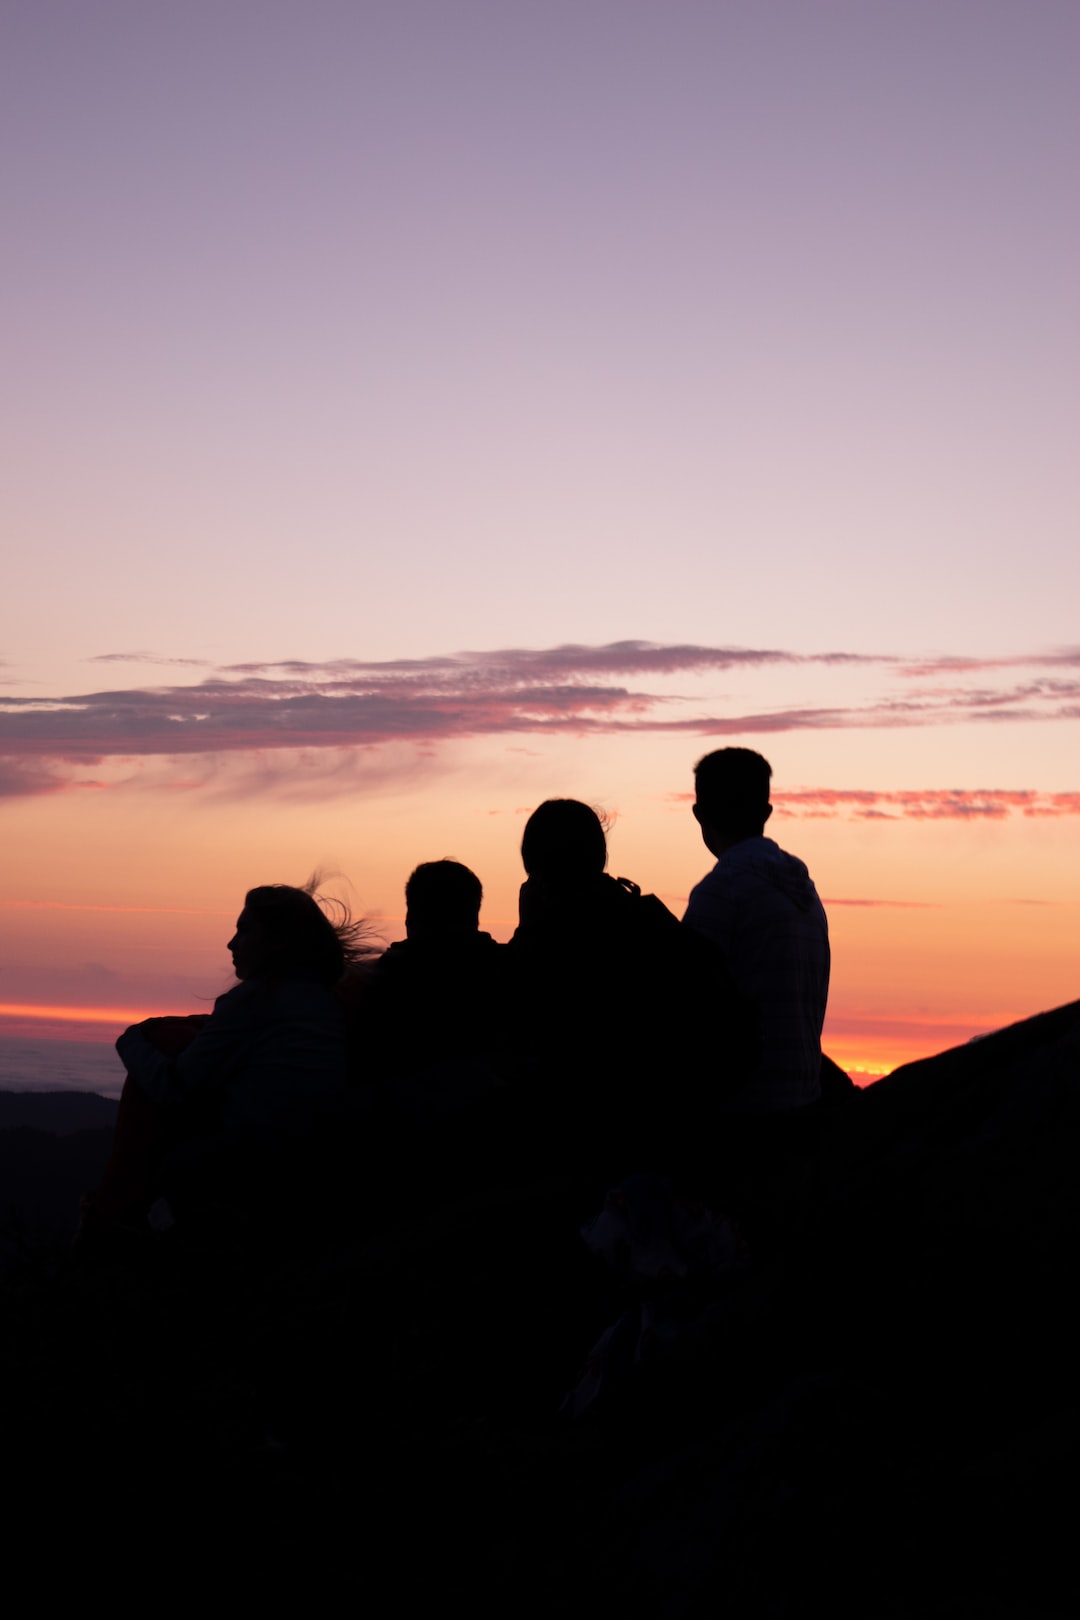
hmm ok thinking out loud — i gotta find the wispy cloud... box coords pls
[821,896,938,906]
[774,788,1080,820]
[216,641,887,682]
[896,647,1080,677]
[88,651,211,668]
[0,758,97,798]
[2,640,1079,800]
[669,786,1080,823]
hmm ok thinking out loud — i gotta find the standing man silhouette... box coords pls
[684,748,830,1115]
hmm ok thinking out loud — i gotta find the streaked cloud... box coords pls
[896,647,1080,677]
[669,787,1080,823]
[215,642,887,682]
[774,788,1080,820]
[2,640,1079,800]
[0,758,92,798]
[88,651,211,668]
[821,896,937,907]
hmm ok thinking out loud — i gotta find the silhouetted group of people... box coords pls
[84,748,837,1257]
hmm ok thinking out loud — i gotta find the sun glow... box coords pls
[0,1002,184,1027]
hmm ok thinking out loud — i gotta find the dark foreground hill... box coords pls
[2,1000,1079,1615]
[0,1091,116,1263]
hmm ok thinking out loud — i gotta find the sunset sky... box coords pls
[3,1,1078,1080]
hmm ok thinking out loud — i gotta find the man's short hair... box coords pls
[694,748,772,837]
[405,859,483,932]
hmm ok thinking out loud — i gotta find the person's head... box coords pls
[520,799,607,882]
[228,883,348,987]
[404,859,483,939]
[692,748,773,855]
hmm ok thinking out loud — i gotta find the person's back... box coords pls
[684,833,828,1111]
[117,886,352,1137]
[509,799,751,1193]
[140,977,348,1136]
[683,750,830,1113]
[92,882,359,1245]
[509,802,672,1068]
[364,859,509,1116]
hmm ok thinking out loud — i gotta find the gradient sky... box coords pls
[3,2,1079,1078]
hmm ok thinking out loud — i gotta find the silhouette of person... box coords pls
[683,749,830,1114]
[510,799,743,1194]
[88,883,359,1239]
[363,859,508,1109]
[517,797,710,947]
[405,856,486,942]
[511,798,670,998]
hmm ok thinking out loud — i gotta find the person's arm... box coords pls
[116,984,262,1109]
[680,876,763,1084]
[682,871,740,956]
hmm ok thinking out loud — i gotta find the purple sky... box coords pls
[5,1,1078,682]
[3,2,1079,1071]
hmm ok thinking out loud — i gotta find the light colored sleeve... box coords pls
[682,871,739,956]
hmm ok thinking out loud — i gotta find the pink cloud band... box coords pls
[773,788,1080,820]
[2,639,1079,800]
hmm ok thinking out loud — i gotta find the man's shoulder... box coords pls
[688,838,777,899]
[686,863,730,906]
[686,838,827,926]
[726,837,825,907]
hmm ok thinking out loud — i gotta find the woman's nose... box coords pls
[227,933,238,952]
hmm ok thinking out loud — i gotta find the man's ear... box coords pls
[692,802,703,825]
[763,803,773,826]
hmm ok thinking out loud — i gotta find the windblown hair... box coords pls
[520,799,608,880]
[243,880,374,987]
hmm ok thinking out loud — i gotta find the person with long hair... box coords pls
[509,799,754,1198]
[511,801,673,1187]
[512,797,674,974]
[86,881,367,1242]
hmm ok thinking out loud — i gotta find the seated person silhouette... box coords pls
[513,798,672,944]
[363,859,508,1121]
[509,799,746,1195]
[87,883,360,1242]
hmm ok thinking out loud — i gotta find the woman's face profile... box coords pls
[228,908,270,981]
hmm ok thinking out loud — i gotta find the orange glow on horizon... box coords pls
[824,1011,1014,1083]
[0,1002,187,1027]
[0,1002,992,1086]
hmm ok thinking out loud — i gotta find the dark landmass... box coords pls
[3,1002,1079,1614]
[0,1091,117,1260]
[0,1089,119,1134]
